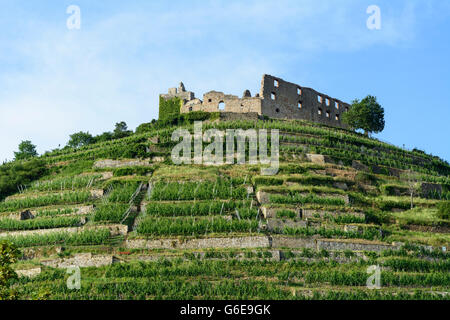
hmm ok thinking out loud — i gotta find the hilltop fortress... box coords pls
[160,74,351,128]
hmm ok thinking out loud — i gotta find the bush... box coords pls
[113,167,154,177]
[252,176,284,186]
[355,172,378,185]
[365,209,391,225]
[436,201,450,220]
[0,159,48,201]
[380,184,409,196]
[276,209,297,219]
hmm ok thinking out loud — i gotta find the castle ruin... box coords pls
[160,74,351,128]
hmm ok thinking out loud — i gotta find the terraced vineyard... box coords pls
[1,117,449,300]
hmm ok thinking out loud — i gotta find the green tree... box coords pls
[113,121,132,139]
[0,241,20,300]
[14,140,38,161]
[94,131,114,143]
[67,131,94,148]
[343,95,385,136]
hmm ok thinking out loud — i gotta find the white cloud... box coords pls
[0,0,420,161]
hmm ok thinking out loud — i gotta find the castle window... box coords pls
[189,107,193,112]
[335,114,340,121]
[271,92,276,100]
[318,108,322,115]
[297,87,302,95]
[274,80,279,88]
[275,108,280,113]
[325,98,330,106]
[208,99,212,103]
[335,102,339,109]
[317,96,322,103]
[219,101,225,111]
[326,111,330,118]
[298,102,302,109]
[345,107,349,112]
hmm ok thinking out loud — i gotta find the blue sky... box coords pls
[0,0,449,162]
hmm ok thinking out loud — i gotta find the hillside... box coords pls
[1,115,449,300]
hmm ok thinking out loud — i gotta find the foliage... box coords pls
[93,203,129,223]
[0,159,48,201]
[342,95,385,135]
[150,180,247,201]
[0,191,91,212]
[145,201,244,217]
[437,201,450,220]
[0,241,19,300]
[113,122,133,139]
[113,167,154,177]
[380,184,409,196]
[0,216,83,231]
[365,209,392,225]
[137,217,258,236]
[3,229,111,247]
[67,131,94,148]
[159,96,182,120]
[14,140,38,161]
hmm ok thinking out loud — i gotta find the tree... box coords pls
[401,169,421,209]
[67,131,94,148]
[14,140,38,161]
[113,121,132,139]
[343,95,385,136]
[0,241,20,300]
[94,131,114,143]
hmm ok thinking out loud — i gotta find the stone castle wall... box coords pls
[160,74,351,128]
[260,75,350,128]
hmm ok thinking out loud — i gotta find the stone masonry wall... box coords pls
[161,74,351,129]
[260,75,350,128]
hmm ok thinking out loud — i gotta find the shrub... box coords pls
[0,159,47,201]
[113,167,154,177]
[436,201,450,220]
[276,209,297,219]
[93,203,129,223]
[380,184,409,196]
[355,172,378,185]
[365,209,391,225]
[252,176,284,186]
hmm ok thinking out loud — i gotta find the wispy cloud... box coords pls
[0,0,422,161]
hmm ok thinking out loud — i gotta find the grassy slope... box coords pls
[1,118,449,300]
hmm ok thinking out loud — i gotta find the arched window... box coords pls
[218,101,225,111]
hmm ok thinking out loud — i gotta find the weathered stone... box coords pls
[41,253,115,269]
[126,236,270,250]
[15,267,42,278]
[421,183,442,197]
[149,136,159,144]
[93,159,152,169]
[0,224,127,239]
[271,236,316,249]
[90,189,104,198]
[352,160,369,172]
[20,210,34,220]
[306,154,325,164]
[266,219,308,232]
[171,74,350,129]
[317,239,399,252]
[333,182,348,191]
[100,172,113,180]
